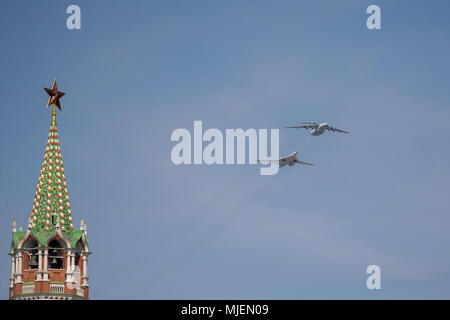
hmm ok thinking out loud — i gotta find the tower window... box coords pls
[28,249,39,269]
[48,240,64,269]
[24,240,39,270]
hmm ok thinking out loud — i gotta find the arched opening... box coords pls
[24,239,39,270]
[48,239,64,269]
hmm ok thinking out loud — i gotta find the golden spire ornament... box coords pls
[43,79,65,126]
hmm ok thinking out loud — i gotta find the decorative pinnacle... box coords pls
[80,217,87,233]
[43,79,65,126]
[12,218,16,232]
[27,217,33,230]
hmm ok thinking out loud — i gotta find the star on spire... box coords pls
[44,79,65,111]
[44,79,65,126]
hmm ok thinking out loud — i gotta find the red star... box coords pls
[44,80,65,110]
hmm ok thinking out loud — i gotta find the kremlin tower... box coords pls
[8,80,91,300]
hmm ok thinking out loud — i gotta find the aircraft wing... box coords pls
[329,126,349,134]
[285,124,315,129]
[294,159,315,166]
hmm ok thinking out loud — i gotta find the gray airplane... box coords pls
[258,151,314,168]
[286,122,349,136]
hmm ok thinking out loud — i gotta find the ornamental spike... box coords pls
[80,217,87,234]
[12,218,16,232]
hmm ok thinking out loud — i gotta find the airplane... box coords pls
[257,151,314,168]
[286,122,349,136]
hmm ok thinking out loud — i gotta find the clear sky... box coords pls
[1,0,450,299]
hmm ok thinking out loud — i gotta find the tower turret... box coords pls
[8,80,91,300]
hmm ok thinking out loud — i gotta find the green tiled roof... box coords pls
[10,228,89,252]
[12,231,26,249]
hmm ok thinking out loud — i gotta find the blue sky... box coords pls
[1,0,450,299]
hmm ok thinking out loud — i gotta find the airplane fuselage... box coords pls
[279,152,298,167]
[310,123,328,136]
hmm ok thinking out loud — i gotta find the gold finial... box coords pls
[43,79,65,126]
[51,104,57,126]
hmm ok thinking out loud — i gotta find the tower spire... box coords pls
[29,80,72,232]
[9,80,91,300]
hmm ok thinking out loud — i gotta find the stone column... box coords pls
[17,251,23,283]
[71,252,77,287]
[65,249,77,294]
[42,249,49,281]
[9,255,15,288]
[13,251,24,295]
[65,249,73,282]
[81,253,89,286]
[71,253,76,274]
[36,249,43,281]
[38,248,50,293]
